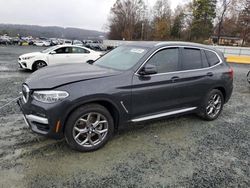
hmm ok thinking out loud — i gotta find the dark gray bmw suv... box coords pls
[18,42,233,151]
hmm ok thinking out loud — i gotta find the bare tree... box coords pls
[216,0,232,43]
[237,0,250,46]
[108,0,146,40]
[181,2,194,41]
[152,0,172,40]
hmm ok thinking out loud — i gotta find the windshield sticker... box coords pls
[130,49,145,54]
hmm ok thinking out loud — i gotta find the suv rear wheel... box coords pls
[65,104,114,152]
[198,89,224,121]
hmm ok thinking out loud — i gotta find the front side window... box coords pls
[55,47,71,54]
[205,50,220,66]
[182,48,202,70]
[201,50,210,68]
[94,46,148,71]
[147,48,179,73]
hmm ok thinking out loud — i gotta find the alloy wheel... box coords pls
[36,62,46,69]
[72,112,109,148]
[206,94,222,118]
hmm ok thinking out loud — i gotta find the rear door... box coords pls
[71,47,91,63]
[177,47,213,106]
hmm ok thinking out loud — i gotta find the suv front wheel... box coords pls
[65,104,114,152]
[33,60,47,71]
[198,89,224,121]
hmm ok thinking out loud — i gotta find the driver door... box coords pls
[131,47,183,119]
[48,47,72,65]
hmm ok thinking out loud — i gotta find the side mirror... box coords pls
[50,51,56,55]
[139,64,157,75]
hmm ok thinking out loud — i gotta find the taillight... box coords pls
[229,67,234,79]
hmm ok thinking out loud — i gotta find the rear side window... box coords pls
[147,48,179,73]
[205,50,220,66]
[182,48,202,70]
[201,50,210,68]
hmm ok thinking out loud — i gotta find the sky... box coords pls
[0,0,184,32]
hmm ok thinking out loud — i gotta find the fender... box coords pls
[61,94,129,132]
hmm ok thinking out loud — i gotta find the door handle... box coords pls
[206,72,213,77]
[171,76,180,82]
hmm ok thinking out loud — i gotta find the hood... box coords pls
[20,52,42,58]
[25,63,120,89]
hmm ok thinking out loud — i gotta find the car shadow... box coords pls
[116,113,199,136]
[18,68,33,74]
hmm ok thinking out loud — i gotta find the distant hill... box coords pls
[0,24,106,40]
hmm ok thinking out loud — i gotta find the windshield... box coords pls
[94,46,148,70]
[41,46,58,53]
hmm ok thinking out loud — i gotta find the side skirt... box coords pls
[131,107,197,122]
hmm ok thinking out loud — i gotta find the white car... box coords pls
[33,41,51,47]
[18,45,103,71]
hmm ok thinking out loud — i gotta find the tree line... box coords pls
[108,0,250,46]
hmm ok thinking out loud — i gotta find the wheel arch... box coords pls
[32,60,47,71]
[86,59,95,64]
[63,99,121,133]
[213,86,226,101]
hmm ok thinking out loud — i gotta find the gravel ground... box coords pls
[0,45,249,188]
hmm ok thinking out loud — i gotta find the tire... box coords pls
[65,104,114,152]
[87,60,95,64]
[247,71,250,84]
[32,61,47,71]
[198,89,224,121]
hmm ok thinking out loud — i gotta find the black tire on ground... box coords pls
[87,60,95,64]
[32,61,47,71]
[198,89,224,121]
[247,71,250,84]
[65,104,114,152]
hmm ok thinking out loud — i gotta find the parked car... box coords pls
[73,40,83,46]
[19,40,29,46]
[18,42,233,152]
[50,38,59,46]
[33,41,51,47]
[10,37,20,45]
[62,40,72,45]
[0,35,12,45]
[18,45,102,71]
[85,42,107,51]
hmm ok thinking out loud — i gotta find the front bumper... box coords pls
[18,58,32,70]
[18,59,28,69]
[17,97,65,139]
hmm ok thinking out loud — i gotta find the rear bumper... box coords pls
[224,79,233,103]
[225,85,233,103]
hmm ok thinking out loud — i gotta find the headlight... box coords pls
[32,90,69,103]
[23,56,35,60]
